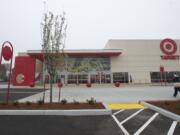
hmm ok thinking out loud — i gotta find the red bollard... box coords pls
[115,81,120,87]
[29,82,35,87]
[86,82,91,87]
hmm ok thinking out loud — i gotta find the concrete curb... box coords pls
[102,103,109,109]
[140,101,180,122]
[0,109,112,116]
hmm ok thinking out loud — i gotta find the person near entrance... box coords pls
[173,73,180,97]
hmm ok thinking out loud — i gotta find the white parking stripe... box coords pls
[120,109,144,125]
[167,121,178,135]
[134,112,159,135]
[112,115,130,135]
[113,109,124,116]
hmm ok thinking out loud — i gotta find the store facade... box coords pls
[13,38,180,86]
[105,38,180,84]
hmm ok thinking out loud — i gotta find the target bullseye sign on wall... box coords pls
[160,38,179,60]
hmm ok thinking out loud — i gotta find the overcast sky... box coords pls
[0,0,180,56]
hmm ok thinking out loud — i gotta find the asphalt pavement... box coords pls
[0,88,45,102]
[0,115,123,135]
[112,109,180,135]
[0,109,179,135]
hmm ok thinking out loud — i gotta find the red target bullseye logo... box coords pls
[160,39,177,55]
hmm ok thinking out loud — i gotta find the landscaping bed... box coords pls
[147,100,180,115]
[0,102,105,110]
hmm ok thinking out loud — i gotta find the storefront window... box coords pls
[67,58,88,72]
[66,56,110,73]
[150,71,180,83]
[89,57,110,71]
[113,72,128,83]
[78,74,88,83]
[68,74,77,84]
[57,56,111,84]
[67,74,88,84]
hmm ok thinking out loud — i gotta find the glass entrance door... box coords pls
[90,73,111,84]
[90,74,100,83]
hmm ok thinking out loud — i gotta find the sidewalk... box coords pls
[1,82,174,89]
[18,85,179,104]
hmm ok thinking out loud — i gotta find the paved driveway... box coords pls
[0,88,45,102]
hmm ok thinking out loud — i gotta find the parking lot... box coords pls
[112,109,180,135]
[0,115,123,135]
[0,86,179,135]
[0,88,44,102]
[0,108,179,135]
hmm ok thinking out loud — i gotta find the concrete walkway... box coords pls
[18,86,179,103]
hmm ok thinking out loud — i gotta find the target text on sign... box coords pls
[160,39,179,60]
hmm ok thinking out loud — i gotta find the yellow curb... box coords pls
[107,104,145,110]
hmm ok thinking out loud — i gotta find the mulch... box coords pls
[147,100,180,115]
[0,102,105,110]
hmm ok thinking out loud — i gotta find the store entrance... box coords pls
[101,74,111,83]
[90,74,100,83]
[90,72,111,84]
[67,74,88,84]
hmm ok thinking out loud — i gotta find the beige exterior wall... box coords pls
[105,39,180,83]
[18,52,29,56]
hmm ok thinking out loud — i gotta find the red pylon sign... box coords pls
[0,41,13,103]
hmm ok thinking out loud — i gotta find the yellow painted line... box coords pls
[107,104,144,110]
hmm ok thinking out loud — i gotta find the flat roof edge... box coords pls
[27,49,123,54]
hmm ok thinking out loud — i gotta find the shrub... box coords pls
[26,101,31,106]
[164,101,170,106]
[37,99,44,105]
[61,99,67,104]
[73,99,79,105]
[86,97,96,105]
[13,101,19,106]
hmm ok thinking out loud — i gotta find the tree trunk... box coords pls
[58,87,61,102]
[43,80,46,102]
[42,62,46,102]
[50,76,53,103]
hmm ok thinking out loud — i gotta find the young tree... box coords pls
[0,64,7,82]
[41,12,67,103]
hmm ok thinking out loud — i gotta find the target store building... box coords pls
[13,38,180,86]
